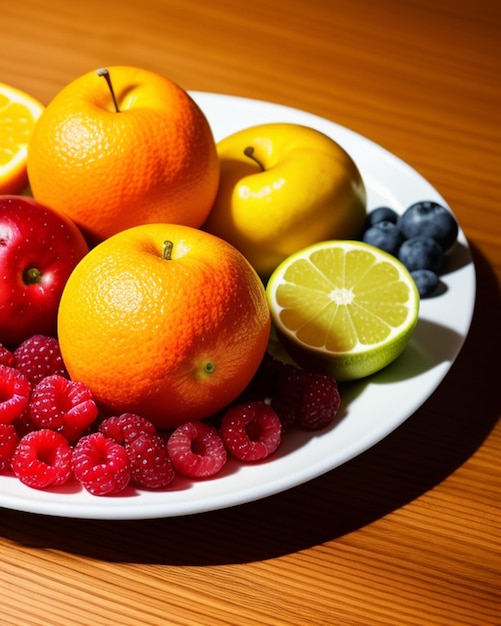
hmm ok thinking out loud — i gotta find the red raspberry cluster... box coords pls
[0,336,341,496]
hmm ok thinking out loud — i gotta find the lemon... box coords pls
[266,240,420,381]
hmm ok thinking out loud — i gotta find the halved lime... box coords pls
[266,240,420,381]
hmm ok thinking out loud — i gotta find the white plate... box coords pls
[0,93,476,520]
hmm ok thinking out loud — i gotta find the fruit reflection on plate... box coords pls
[0,93,476,520]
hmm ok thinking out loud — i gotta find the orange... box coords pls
[27,66,219,244]
[0,81,44,194]
[57,223,271,429]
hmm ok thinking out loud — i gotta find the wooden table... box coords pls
[1,1,500,624]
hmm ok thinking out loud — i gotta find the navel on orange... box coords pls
[27,67,219,244]
[57,224,271,429]
[0,81,44,194]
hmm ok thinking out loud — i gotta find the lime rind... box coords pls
[266,240,420,381]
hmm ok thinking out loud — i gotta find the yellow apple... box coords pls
[203,123,367,277]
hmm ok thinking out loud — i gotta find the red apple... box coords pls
[0,195,89,348]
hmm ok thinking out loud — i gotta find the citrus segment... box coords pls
[0,82,44,193]
[57,224,271,429]
[266,241,420,380]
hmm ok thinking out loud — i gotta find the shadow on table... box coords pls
[1,244,499,566]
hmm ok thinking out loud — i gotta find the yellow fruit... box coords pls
[0,81,44,194]
[27,66,219,244]
[204,123,366,277]
[266,240,420,381]
[57,223,271,429]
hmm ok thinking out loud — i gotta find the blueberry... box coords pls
[366,206,399,227]
[398,201,459,251]
[398,236,444,273]
[362,221,402,256]
[410,269,440,298]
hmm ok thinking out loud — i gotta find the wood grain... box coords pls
[1,1,500,625]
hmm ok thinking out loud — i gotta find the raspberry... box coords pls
[72,432,131,496]
[0,365,31,425]
[29,375,98,444]
[0,345,16,368]
[220,401,282,461]
[238,352,284,402]
[270,365,341,430]
[14,334,68,385]
[270,363,309,426]
[167,421,227,478]
[127,433,175,489]
[99,413,157,445]
[12,429,72,489]
[0,423,20,472]
[12,410,37,438]
[297,373,341,430]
